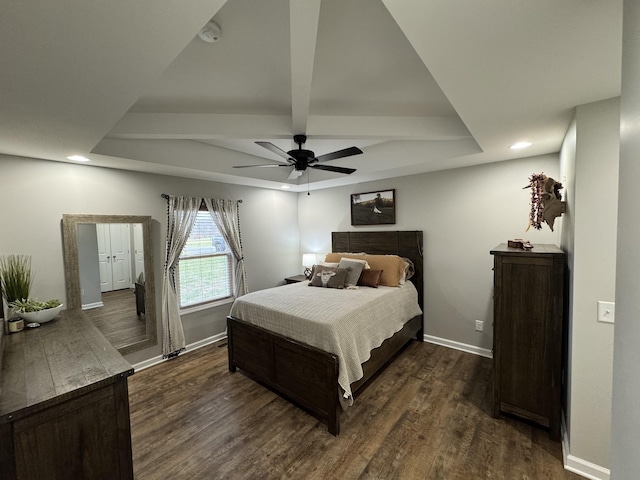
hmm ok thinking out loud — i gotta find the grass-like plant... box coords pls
[10,298,61,312]
[0,254,33,303]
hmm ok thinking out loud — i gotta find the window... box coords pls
[177,211,233,308]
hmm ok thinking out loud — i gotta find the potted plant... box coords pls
[10,298,64,323]
[0,254,33,319]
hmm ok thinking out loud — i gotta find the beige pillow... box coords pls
[399,257,415,285]
[324,253,407,287]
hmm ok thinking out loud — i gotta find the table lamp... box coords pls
[302,253,316,280]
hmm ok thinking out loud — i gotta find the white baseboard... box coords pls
[561,417,610,480]
[131,332,227,372]
[423,334,493,358]
[82,301,104,310]
[564,454,610,480]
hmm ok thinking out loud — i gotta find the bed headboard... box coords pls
[331,231,424,310]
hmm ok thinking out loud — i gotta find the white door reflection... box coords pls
[77,223,147,349]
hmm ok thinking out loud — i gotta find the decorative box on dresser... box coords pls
[490,243,566,441]
[0,310,135,479]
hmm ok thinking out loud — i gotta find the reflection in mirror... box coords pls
[78,223,146,347]
[62,215,157,355]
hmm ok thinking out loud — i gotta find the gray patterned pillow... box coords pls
[309,266,348,289]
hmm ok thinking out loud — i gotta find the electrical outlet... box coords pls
[475,320,483,332]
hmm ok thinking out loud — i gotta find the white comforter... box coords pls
[229,281,423,404]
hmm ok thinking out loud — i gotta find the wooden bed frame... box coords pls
[227,231,424,435]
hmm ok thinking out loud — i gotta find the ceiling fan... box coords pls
[234,134,363,180]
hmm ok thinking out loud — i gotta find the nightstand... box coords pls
[284,274,308,284]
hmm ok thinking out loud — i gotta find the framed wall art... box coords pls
[350,189,396,225]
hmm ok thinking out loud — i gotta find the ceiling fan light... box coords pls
[247,135,361,178]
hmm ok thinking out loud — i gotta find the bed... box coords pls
[227,231,424,435]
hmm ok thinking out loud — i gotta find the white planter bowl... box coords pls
[19,304,64,324]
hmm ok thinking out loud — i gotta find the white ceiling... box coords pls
[0,0,622,192]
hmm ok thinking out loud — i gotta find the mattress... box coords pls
[229,280,422,404]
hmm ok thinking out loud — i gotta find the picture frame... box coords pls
[350,189,396,225]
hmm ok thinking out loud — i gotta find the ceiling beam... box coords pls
[107,113,293,139]
[107,113,472,141]
[308,115,471,140]
[289,0,322,135]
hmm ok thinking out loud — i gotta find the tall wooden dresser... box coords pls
[490,244,566,441]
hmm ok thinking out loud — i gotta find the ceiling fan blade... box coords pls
[314,146,363,163]
[233,164,290,168]
[256,141,292,161]
[287,169,303,180]
[311,164,356,175]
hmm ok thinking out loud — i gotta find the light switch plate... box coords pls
[597,301,615,324]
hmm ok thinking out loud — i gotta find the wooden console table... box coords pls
[0,310,134,479]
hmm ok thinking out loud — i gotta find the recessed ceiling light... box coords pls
[66,155,91,162]
[509,142,532,150]
[280,185,291,189]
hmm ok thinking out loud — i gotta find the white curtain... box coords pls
[161,195,201,358]
[203,198,248,297]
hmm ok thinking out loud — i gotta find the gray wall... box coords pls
[77,223,101,307]
[298,155,560,354]
[3,143,621,475]
[612,1,640,477]
[0,155,299,365]
[1,153,559,362]
[560,97,619,473]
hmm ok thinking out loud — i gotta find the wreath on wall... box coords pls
[525,173,566,232]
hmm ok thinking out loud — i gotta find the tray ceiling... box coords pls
[0,0,622,191]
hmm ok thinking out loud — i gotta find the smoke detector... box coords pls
[198,20,221,43]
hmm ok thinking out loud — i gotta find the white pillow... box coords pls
[317,261,339,268]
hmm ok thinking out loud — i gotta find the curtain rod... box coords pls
[161,193,242,203]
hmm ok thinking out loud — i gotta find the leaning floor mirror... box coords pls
[62,214,157,355]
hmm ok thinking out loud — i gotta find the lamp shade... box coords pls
[302,253,316,267]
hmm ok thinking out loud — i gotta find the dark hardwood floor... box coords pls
[128,341,581,480]
[84,288,146,349]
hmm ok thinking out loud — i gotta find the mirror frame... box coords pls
[62,214,157,355]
